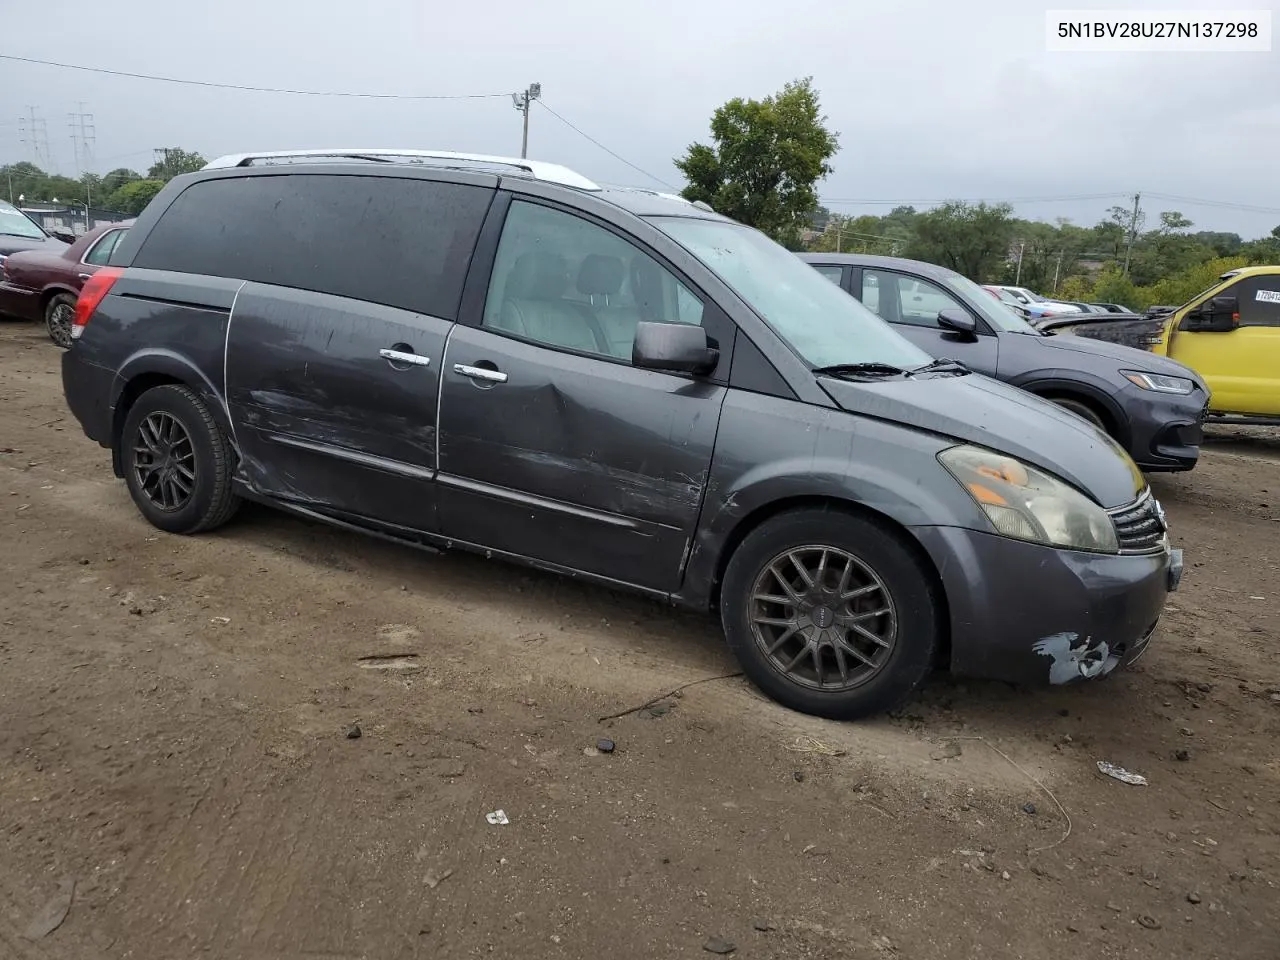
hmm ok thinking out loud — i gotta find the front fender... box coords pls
[1009,372,1128,438]
[677,391,985,609]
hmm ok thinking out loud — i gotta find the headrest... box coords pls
[577,254,624,297]
[506,251,570,300]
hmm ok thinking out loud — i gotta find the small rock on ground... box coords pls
[703,935,736,954]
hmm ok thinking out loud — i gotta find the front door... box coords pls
[435,198,730,593]
[858,268,1000,375]
[1169,274,1280,416]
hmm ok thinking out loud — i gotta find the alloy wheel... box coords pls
[132,412,197,511]
[747,545,898,691]
[47,301,74,348]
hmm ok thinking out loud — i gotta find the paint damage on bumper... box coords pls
[911,525,1181,686]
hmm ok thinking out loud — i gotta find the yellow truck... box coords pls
[1044,265,1280,425]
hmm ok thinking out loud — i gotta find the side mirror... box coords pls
[632,321,719,375]
[50,229,76,244]
[1182,295,1238,333]
[937,308,978,337]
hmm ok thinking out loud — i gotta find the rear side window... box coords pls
[83,228,125,266]
[131,174,491,319]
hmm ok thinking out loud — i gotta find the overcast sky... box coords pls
[2,0,1277,237]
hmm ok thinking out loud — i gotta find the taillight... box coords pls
[72,267,123,341]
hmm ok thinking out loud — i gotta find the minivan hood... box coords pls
[819,373,1145,508]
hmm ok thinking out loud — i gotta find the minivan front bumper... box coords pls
[912,525,1180,685]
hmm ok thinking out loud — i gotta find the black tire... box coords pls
[1050,396,1107,432]
[720,509,941,720]
[120,384,241,534]
[45,293,76,349]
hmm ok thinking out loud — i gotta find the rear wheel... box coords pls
[45,293,76,349]
[720,509,941,720]
[120,384,241,534]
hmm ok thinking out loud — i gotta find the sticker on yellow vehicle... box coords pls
[1256,289,1280,303]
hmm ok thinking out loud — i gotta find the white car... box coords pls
[993,285,1082,317]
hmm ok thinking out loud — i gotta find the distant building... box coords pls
[18,201,131,235]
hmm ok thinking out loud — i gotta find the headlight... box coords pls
[939,445,1118,554]
[1122,370,1195,395]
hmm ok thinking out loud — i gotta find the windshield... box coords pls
[0,203,46,240]
[946,274,1039,334]
[652,217,929,370]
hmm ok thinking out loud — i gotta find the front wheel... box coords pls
[45,293,76,349]
[720,509,941,720]
[1050,396,1107,432]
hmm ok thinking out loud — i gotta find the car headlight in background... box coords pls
[1121,370,1195,395]
[939,444,1119,554]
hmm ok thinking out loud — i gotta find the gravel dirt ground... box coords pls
[1,320,1277,960]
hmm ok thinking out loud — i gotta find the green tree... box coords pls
[105,179,166,215]
[147,148,206,182]
[1131,256,1248,311]
[100,167,143,198]
[904,201,1016,281]
[675,77,839,244]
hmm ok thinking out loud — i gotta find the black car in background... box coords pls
[801,253,1209,472]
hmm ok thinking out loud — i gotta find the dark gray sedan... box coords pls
[801,254,1209,472]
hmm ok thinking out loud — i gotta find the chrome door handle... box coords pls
[78,273,92,281]
[379,348,431,367]
[453,363,508,384]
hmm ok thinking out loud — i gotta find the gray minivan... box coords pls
[61,149,1182,719]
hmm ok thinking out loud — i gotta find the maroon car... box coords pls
[0,220,132,347]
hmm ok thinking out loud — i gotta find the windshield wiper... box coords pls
[812,362,907,379]
[909,358,970,376]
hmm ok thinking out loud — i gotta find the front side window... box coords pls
[1228,276,1280,328]
[860,269,968,328]
[83,229,125,266]
[654,217,928,370]
[483,200,704,361]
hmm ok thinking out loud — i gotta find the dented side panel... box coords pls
[436,323,726,593]
[226,284,450,532]
[677,389,986,609]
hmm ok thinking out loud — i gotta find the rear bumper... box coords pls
[912,525,1179,685]
[61,347,116,448]
[0,281,41,323]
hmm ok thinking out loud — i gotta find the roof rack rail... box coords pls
[201,149,600,191]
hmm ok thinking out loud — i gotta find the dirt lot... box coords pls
[1,321,1277,960]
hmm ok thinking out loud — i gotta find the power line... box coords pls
[821,193,1131,206]
[1143,191,1280,216]
[0,54,511,100]
[535,100,676,190]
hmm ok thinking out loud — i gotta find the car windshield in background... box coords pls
[653,217,930,370]
[0,204,45,240]
[947,275,1039,334]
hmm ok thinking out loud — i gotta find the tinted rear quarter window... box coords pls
[131,173,491,319]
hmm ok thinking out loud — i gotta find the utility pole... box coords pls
[18,106,51,169]
[1122,192,1141,277]
[511,83,542,159]
[1014,242,1026,285]
[1052,250,1064,293]
[68,103,95,175]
